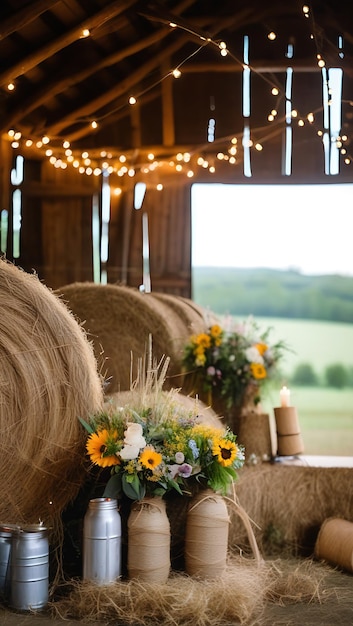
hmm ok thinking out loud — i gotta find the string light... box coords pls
[5,6,352,181]
[7,83,15,91]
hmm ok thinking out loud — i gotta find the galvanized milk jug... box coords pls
[0,523,21,601]
[10,524,49,611]
[83,497,122,583]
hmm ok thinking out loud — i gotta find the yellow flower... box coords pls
[195,333,211,348]
[195,354,206,366]
[255,342,268,356]
[139,447,163,469]
[250,362,267,379]
[212,438,238,467]
[86,429,120,468]
[192,424,224,439]
[210,324,223,346]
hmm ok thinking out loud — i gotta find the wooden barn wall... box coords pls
[108,184,192,298]
[38,161,100,289]
[1,151,100,290]
[0,147,193,297]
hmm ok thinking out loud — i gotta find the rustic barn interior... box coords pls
[0,5,353,625]
[1,0,353,293]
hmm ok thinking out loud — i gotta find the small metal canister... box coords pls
[83,497,122,584]
[0,524,21,601]
[10,524,49,611]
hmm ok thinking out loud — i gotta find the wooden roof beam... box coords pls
[1,27,171,133]
[41,33,198,137]
[0,0,197,133]
[0,0,60,40]
[35,8,245,138]
[0,0,137,87]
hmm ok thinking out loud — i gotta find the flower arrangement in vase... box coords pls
[79,340,248,582]
[80,344,245,501]
[81,392,244,501]
[181,316,287,416]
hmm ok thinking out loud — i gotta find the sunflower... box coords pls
[250,362,267,379]
[194,333,211,349]
[212,438,238,467]
[210,324,223,346]
[86,429,120,468]
[139,447,163,469]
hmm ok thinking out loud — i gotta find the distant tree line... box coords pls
[193,267,353,323]
[291,362,353,388]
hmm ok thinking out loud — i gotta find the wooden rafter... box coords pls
[40,32,199,137]
[0,0,60,40]
[0,0,137,87]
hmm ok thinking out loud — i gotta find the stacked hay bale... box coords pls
[0,260,103,526]
[55,283,215,395]
[229,464,353,556]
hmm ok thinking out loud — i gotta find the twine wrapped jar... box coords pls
[127,497,170,583]
[184,489,230,579]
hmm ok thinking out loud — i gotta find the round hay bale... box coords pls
[105,390,224,429]
[0,260,103,526]
[55,283,212,394]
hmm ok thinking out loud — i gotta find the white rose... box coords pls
[175,451,185,464]
[119,444,140,460]
[124,422,146,448]
[245,346,264,364]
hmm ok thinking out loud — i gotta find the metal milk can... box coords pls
[83,497,122,583]
[0,523,21,601]
[10,524,49,611]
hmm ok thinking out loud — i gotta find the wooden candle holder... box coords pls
[274,406,304,456]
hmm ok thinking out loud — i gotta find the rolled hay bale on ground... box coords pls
[0,260,103,527]
[55,283,214,395]
[229,465,353,557]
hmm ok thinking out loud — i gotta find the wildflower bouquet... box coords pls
[81,397,244,501]
[182,317,286,410]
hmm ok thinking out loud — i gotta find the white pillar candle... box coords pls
[279,385,291,407]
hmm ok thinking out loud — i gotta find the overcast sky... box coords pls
[191,183,353,276]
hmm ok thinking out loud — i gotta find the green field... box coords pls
[261,386,353,456]
[227,317,353,457]
[254,316,353,379]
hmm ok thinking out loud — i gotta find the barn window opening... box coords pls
[10,155,24,259]
[191,182,353,458]
[92,193,101,284]
[0,210,8,254]
[100,170,111,285]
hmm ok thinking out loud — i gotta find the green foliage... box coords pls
[324,363,348,388]
[291,362,319,386]
[192,267,353,323]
